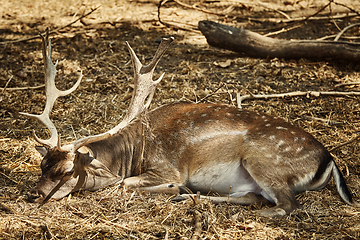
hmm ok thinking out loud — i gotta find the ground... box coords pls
[1,0,360,239]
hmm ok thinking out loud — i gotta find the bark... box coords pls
[198,20,360,61]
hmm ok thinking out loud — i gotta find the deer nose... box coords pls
[27,189,45,203]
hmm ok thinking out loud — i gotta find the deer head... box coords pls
[21,29,173,204]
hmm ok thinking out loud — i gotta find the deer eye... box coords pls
[64,170,74,176]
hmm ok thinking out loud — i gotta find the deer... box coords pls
[21,31,358,218]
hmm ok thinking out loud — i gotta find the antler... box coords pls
[68,37,174,152]
[20,29,83,149]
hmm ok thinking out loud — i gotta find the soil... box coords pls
[1,0,360,239]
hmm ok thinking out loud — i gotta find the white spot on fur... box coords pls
[276,140,285,148]
[276,126,288,130]
[269,135,276,140]
[296,146,303,153]
[284,146,292,152]
[275,155,282,163]
[265,124,271,127]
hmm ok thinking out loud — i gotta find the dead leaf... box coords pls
[214,59,232,68]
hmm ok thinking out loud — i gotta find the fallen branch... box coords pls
[0,6,99,45]
[236,90,360,108]
[199,20,360,61]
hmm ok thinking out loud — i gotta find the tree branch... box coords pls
[199,20,360,61]
[237,90,360,108]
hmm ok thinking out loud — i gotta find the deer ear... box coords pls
[35,146,48,157]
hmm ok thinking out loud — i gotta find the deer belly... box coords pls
[187,161,267,199]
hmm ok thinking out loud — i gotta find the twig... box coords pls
[198,82,225,103]
[334,82,360,87]
[164,226,169,240]
[158,0,170,26]
[160,20,200,33]
[303,1,332,22]
[0,85,45,91]
[0,202,16,214]
[329,134,360,152]
[302,115,344,126]
[173,0,232,16]
[328,1,342,32]
[334,23,360,41]
[40,224,54,239]
[249,12,358,24]
[236,90,360,108]
[0,172,19,185]
[1,75,13,94]
[0,6,100,45]
[157,1,200,33]
[332,1,360,15]
[264,25,301,37]
[256,2,291,20]
[191,210,202,240]
[317,35,360,41]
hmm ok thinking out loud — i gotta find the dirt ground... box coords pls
[1,0,360,239]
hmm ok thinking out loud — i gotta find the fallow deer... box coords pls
[21,31,358,217]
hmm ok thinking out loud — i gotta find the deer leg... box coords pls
[123,172,182,195]
[173,192,270,205]
[254,187,300,217]
[242,157,301,217]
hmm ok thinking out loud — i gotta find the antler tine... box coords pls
[70,37,174,152]
[109,36,174,134]
[20,29,83,149]
[118,37,174,129]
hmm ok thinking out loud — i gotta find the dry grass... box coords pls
[1,0,360,239]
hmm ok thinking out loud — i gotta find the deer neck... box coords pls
[86,120,145,179]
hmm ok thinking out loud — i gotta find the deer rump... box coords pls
[32,101,355,217]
